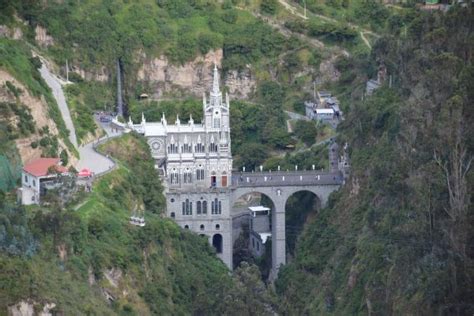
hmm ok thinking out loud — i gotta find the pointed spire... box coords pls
[141,112,146,124]
[212,63,219,94]
[128,115,133,125]
[225,92,230,108]
[175,114,180,125]
[161,112,167,125]
[188,114,194,125]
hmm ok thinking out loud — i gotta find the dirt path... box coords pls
[278,0,380,49]
[360,31,372,49]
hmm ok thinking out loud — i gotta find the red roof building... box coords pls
[19,158,68,205]
[23,158,68,177]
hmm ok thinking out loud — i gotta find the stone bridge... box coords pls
[230,170,343,275]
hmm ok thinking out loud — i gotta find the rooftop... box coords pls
[249,206,271,212]
[23,158,68,177]
[316,108,335,114]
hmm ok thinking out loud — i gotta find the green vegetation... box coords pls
[64,82,113,144]
[276,7,474,315]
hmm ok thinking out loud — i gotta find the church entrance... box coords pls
[212,234,223,253]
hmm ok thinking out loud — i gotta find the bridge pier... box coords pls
[271,196,286,276]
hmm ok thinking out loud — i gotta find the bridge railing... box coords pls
[231,170,343,187]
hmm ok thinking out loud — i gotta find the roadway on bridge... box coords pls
[232,171,343,187]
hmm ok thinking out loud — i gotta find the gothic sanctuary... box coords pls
[128,65,233,267]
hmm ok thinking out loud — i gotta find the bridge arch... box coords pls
[284,190,322,257]
[231,190,276,270]
[230,181,341,277]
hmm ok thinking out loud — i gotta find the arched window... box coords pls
[213,118,220,128]
[184,199,192,215]
[182,143,192,153]
[195,142,205,153]
[184,169,192,183]
[200,224,205,231]
[209,142,218,153]
[171,170,179,184]
[197,201,202,215]
[196,169,205,181]
[168,143,178,154]
[212,198,221,215]
[171,212,175,218]
[184,225,189,229]
[202,201,207,214]
[215,224,220,230]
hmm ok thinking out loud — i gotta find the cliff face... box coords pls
[137,49,255,99]
[34,25,54,47]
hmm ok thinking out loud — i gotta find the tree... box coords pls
[238,143,269,171]
[60,149,68,166]
[260,0,278,15]
[294,120,318,146]
[217,262,275,315]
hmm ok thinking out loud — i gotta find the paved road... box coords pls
[76,136,115,175]
[76,119,121,175]
[38,59,78,148]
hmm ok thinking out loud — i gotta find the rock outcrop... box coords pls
[34,25,54,47]
[8,300,56,316]
[0,25,23,39]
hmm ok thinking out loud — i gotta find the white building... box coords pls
[315,108,335,121]
[18,158,68,205]
[129,65,233,267]
[248,206,271,258]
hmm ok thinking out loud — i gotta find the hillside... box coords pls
[276,7,474,315]
[1,133,275,315]
[0,38,76,191]
[0,0,472,315]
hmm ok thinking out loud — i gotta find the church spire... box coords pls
[212,63,219,94]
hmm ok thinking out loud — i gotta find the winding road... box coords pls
[37,55,117,175]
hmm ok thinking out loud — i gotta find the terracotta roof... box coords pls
[23,158,68,177]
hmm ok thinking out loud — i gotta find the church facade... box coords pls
[128,66,233,268]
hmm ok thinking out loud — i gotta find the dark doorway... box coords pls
[211,176,217,187]
[212,234,223,253]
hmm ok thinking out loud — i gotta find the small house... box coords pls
[18,158,68,205]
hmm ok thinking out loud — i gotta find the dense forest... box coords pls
[0,0,473,315]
